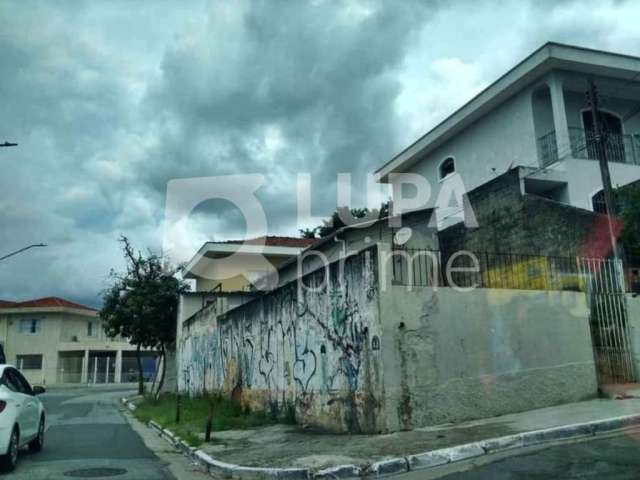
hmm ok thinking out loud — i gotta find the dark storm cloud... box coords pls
[140,0,432,226]
[1,0,640,306]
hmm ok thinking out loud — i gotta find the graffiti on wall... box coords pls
[177,246,382,433]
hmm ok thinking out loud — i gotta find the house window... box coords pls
[87,321,93,337]
[439,156,456,180]
[19,319,41,335]
[16,354,43,370]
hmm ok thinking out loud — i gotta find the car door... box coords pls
[6,369,37,442]
[1,370,30,443]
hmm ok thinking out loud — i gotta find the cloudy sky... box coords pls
[1,0,640,307]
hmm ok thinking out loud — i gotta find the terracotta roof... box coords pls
[221,236,315,248]
[0,297,97,312]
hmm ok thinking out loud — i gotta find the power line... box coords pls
[0,244,47,262]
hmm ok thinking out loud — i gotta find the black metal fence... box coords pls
[537,127,640,167]
[537,130,558,167]
[391,249,586,291]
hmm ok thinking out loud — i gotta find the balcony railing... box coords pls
[537,127,640,167]
[538,130,558,166]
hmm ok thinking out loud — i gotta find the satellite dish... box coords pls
[394,227,412,246]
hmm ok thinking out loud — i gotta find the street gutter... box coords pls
[121,397,640,479]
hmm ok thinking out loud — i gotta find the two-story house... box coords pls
[376,43,640,225]
[0,297,154,386]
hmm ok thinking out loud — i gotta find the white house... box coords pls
[376,42,640,223]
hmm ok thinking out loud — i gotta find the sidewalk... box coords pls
[196,396,640,471]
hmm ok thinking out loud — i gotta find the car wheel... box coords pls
[0,427,19,472]
[29,417,44,453]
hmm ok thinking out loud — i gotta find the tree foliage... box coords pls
[301,201,391,239]
[101,236,188,395]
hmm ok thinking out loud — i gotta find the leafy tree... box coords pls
[101,236,188,396]
[306,200,391,238]
[299,227,318,239]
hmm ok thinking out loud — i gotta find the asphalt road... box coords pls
[7,387,176,480]
[438,431,640,480]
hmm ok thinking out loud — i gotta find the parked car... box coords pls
[0,365,46,472]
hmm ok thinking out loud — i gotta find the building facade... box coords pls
[176,210,598,433]
[376,43,640,225]
[177,236,314,338]
[0,297,153,386]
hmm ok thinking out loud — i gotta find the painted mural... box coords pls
[178,246,382,433]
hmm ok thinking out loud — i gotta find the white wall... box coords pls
[627,294,640,378]
[390,69,640,217]
[560,158,640,210]
[393,85,539,220]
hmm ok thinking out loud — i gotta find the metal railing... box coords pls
[537,127,640,166]
[538,130,558,167]
[391,249,442,286]
[569,127,640,165]
[392,249,585,291]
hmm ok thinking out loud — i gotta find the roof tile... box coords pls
[222,236,315,248]
[0,297,97,312]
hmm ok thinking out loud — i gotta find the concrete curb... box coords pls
[120,397,640,479]
[120,397,137,412]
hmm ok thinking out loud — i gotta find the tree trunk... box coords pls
[136,343,144,395]
[155,343,167,399]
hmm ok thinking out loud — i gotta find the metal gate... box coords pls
[578,257,636,384]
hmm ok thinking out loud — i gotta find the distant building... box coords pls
[178,236,315,326]
[0,297,154,386]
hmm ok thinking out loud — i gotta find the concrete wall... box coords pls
[439,168,609,258]
[627,294,640,378]
[178,246,385,433]
[178,233,599,433]
[378,285,597,430]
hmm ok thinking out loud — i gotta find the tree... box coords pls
[298,227,318,239]
[101,236,188,396]
[306,200,391,238]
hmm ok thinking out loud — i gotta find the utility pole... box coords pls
[587,79,621,260]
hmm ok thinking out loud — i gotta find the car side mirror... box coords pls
[32,386,46,395]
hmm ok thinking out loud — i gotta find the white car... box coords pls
[0,365,46,472]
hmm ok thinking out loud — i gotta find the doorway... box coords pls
[87,352,117,384]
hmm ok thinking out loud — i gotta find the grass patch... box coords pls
[132,393,281,447]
